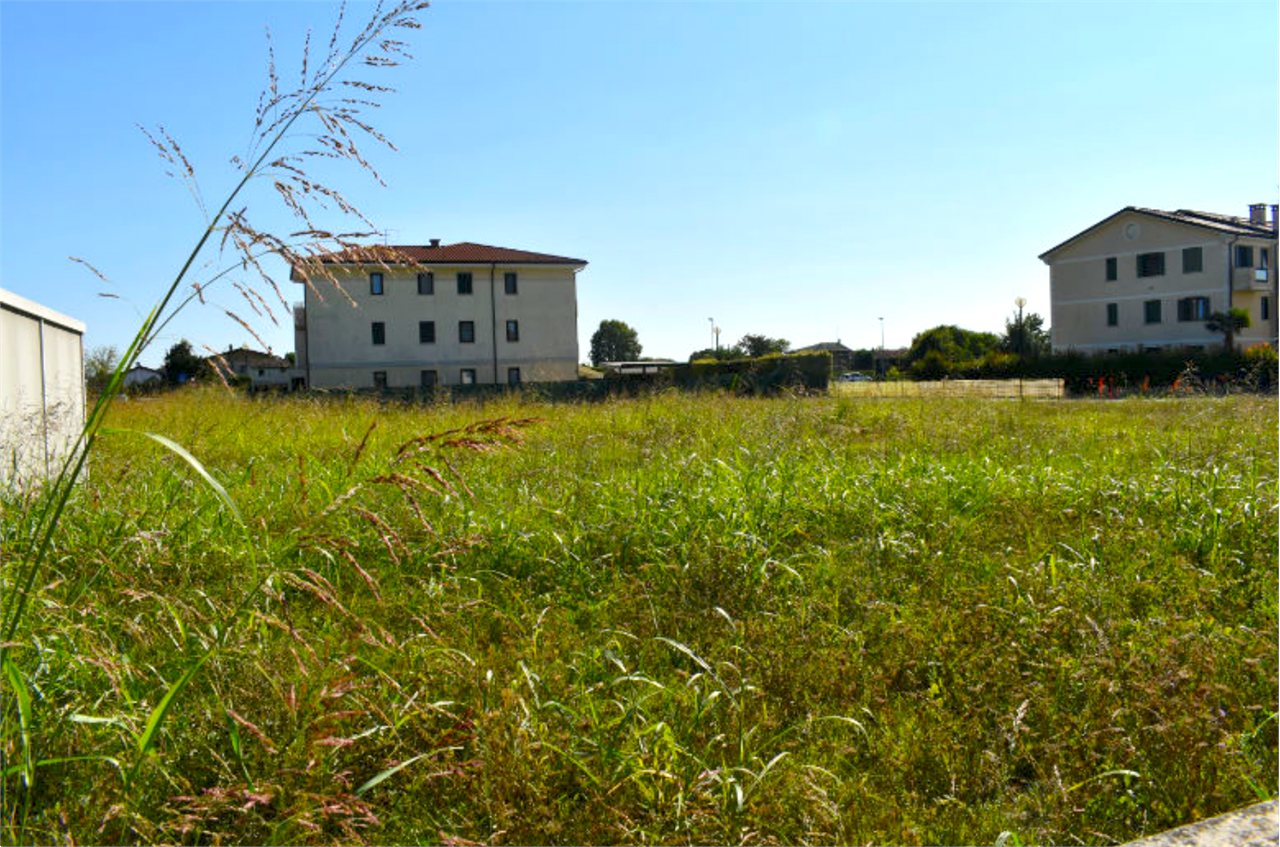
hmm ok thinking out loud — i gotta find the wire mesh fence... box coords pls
[833,379,1065,399]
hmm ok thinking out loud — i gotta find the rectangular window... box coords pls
[506,319,519,342]
[1136,252,1165,278]
[420,369,437,388]
[371,321,386,345]
[1262,248,1271,268]
[417,272,434,295]
[1144,299,1162,324]
[507,367,521,385]
[1182,247,1203,274]
[1235,245,1254,268]
[370,272,384,295]
[457,272,473,295]
[373,371,387,388]
[504,272,518,295]
[1177,297,1210,322]
[419,320,435,344]
[459,320,475,343]
[1105,257,1117,281]
[1106,303,1118,326]
[1263,296,1271,322]
[460,368,476,385]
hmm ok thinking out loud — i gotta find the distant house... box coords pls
[123,365,162,387]
[873,347,908,375]
[796,341,855,372]
[290,241,587,389]
[207,347,298,390]
[1,287,85,484]
[1040,204,1278,352]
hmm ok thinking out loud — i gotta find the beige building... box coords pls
[1041,204,1277,353]
[206,346,300,390]
[292,241,586,389]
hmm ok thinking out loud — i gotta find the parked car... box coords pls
[838,372,872,382]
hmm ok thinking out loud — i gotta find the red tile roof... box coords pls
[307,242,587,267]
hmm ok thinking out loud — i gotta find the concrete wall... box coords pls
[1046,211,1277,352]
[297,264,580,388]
[0,288,85,485]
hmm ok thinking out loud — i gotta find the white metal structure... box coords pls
[1,288,86,485]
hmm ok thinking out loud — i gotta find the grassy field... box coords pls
[2,389,1276,845]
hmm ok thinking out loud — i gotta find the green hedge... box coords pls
[949,348,1277,394]
[672,351,831,394]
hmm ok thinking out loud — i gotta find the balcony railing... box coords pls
[1232,267,1270,290]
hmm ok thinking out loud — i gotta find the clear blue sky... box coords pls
[2,1,1276,364]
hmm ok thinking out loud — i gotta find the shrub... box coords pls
[674,351,830,394]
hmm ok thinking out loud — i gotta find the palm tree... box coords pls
[1205,308,1251,351]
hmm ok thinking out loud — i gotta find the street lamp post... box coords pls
[1014,297,1027,398]
[877,317,885,378]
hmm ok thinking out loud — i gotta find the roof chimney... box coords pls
[429,238,441,248]
[1271,204,1278,233]
[1248,203,1266,225]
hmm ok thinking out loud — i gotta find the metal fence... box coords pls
[833,378,1065,399]
[1,288,86,485]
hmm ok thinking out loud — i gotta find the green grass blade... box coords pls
[1,755,123,783]
[2,656,35,790]
[101,428,241,523]
[1066,769,1142,793]
[355,746,462,796]
[355,753,427,797]
[127,649,213,785]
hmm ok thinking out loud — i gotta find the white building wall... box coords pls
[0,288,86,485]
[299,264,580,388]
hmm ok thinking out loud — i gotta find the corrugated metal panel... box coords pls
[0,288,85,485]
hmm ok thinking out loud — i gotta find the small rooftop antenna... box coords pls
[380,228,398,245]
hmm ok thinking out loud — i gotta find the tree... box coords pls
[737,334,790,358]
[1205,308,1251,352]
[905,325,1000,371]
[689,344,745,362]
[163,340,205,385]
[589,320,642,365]
[1000,304,1050,359]
[84,345,120,393]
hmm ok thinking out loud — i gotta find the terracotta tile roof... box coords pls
[1040,206,1277,260]
[307,242,587,267]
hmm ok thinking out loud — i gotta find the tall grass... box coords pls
[3,389,1274,844]
[1,4,429,842]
